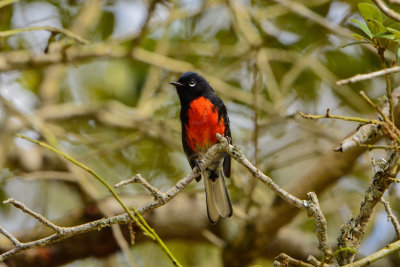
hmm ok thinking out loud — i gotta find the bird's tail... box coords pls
[203,169,232,223]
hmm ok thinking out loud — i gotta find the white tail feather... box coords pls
[203,170,232,223]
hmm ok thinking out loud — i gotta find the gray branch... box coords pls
[115,174,167,203]
[336,151,400,265]
[0,135,332,263]
[335,87,400,152]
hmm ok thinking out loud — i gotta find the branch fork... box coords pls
[115,174,168,203]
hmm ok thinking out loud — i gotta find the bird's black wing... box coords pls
[222,113,232,178]
[210,93,232,179]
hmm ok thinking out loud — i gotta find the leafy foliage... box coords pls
[346,2,400,60]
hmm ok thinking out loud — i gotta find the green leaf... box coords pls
[366,18,387,34]
[352,33,371,41]
[350,19,373,39]
[373,32,395,40]
[339,41,371,49]
[387,27,400,39]
[358,3,383,34]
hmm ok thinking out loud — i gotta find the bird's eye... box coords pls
[189,80,196,87]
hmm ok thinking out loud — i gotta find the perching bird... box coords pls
[170,71,232,223]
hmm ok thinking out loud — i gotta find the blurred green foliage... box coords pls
[1,0,400,266]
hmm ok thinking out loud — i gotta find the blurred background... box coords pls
[0,0,399,266]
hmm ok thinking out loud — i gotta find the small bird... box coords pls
[170,72,233,223]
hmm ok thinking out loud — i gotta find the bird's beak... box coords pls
[170,81,184,87]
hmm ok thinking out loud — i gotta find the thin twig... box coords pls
[342,239,400,267]
[359,91,390,124]
[359,91,400,144]
[0,26,89,44]
[216,134,306,210]
[0,225,21,246]
[335,88,400,152]
[360,91,400,153]
[16,135,148,233]
[307,255,330,267]
[274,253,316,267]
[306,193,332,260]
[337,66,400,85]
[3,198,61,233]
[128,222,135,245]
[381,198,400,240]
[299,110,385,126]
[374,45,395,124]
[115,174,167,203]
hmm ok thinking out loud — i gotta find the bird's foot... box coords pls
[195,159,205,173]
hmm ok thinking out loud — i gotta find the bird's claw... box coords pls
[195,159,205,173]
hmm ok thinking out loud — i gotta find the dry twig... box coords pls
[337,66,400,85]
[381,198,400,240]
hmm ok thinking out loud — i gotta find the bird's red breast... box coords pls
[185,96,225,152]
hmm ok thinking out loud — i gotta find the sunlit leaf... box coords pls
[387,27,400,39]
[352,33,370,41]
[358,3,383,34]
[350,19,373,39]
[366,18,387,34]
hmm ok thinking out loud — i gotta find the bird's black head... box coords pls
[170,72,212,103]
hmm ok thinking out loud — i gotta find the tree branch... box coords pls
[114,174,167,203]
[342,239,400,267]
[335,87,400,152]
[337,66,400,85]
[1,194,320,266]
[10,135,182,266]
[0,134,225,262]
[306,192,331,258]
[337,151,400,264]
[1,134,335,265]
[373,0,400,22]
[274,253,316,267]
[299,110,385,126]
[3,198,62,234]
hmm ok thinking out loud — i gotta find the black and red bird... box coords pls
[170,71,233,223]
